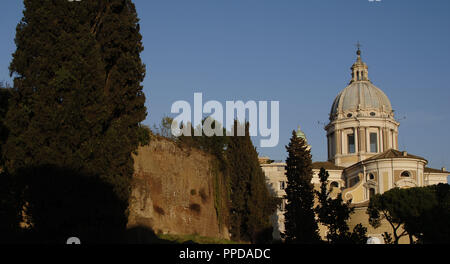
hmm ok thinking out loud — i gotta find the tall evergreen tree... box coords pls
[0,83,12,167]
[226,121,277,243]
[3,0,146,242]
[283,130,320,243]
[5,0,109,174]
[0,84,20,242]
[85,0,147,201]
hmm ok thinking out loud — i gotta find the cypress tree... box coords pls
[0,84,20,242]
[3,0,146,242]
[5,0,108,173]
[283,130,320,243]
[0,83,12,167]
[85,0,147,201]
[227,121,277,243]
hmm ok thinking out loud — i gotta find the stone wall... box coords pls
[128,138,229,240]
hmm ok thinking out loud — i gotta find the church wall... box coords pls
[351,184,365,202]
[343,158,428,201]
[383,172,389,193]
[337,155,359,167]
[261,162,287,241]
[358,127,366,152]
[425,172,449,186]
[312,169,345,187]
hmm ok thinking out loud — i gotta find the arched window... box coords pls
[330,182,339,189]
[401,171,411,177]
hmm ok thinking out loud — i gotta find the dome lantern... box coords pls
[351,44,370,83]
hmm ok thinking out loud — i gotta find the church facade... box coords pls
[261,48,449,242]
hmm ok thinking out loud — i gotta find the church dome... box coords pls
[330,48,393,121]
[330,81,392,118]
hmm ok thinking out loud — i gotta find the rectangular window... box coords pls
[348,134,355,154]
[280,181,286,190]
[370,133,378,153]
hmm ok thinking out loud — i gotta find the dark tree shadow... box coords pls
[4,165,128,244]
[0,165,198,244]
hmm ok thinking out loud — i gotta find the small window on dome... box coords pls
[347,113,353,118]
[401,171,411,177]
[367,173,375,181]
[370,112,376,117]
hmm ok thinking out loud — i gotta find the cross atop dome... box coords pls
[356,41,362,55]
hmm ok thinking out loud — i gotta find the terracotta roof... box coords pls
[363,149,426,162]
[312,161,345,171]
[424,167,450,174]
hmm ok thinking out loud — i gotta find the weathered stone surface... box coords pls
[128,138,229,239]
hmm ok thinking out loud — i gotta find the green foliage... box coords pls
[0,83,12,167]
[178,119,229,166]
[137,124,152,146]
[382,232,394,244]
[2,0,146,242]
[152,116,175,139]
[350,224,369,244]
[226,121,278,243]
[283,130,321,243]
[211,158,230,232]
[315,168,367,244]
[367,185,450,244]
[177,119,232,236]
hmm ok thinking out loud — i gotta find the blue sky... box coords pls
[1,1,449,179]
